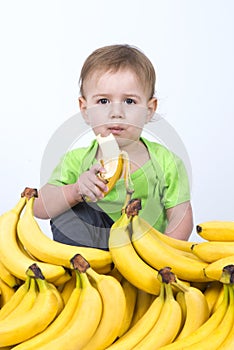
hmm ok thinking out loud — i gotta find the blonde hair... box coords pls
[79,44,156,99]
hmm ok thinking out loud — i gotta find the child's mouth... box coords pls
[108,127,124,135]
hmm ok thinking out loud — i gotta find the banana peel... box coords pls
[96,133,133,195]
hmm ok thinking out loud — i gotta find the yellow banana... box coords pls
[141,215,195,253]
[96,133,125,195]
[105,282,165,350]
[186,283,234,350]
[192,241,234,263]
[130,288,153,327]
[33,271,103,350]
[82,267,126,350]
[3,277,37,321]
[203,280,223,315]
[118,277,138,337]
[109,210,161,295]
[60,270,76,305]
[0,278,29,321]
[0,272,59,347]
[0,279,15,307]
[175,291,187,332]
[173,282,209,340]
[0,195,67,282]
[131,214,210,282]
[204,256,234,281]
[218,286,234,349]
[11,270,82,350]
[17,192,112,273]
[133,275,182,350]
[158,282,229,350]
[196,221,234,241]
[0,261,19,289]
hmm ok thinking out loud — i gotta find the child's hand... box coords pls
[76,164,108,202]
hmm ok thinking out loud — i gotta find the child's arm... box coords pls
[33,164,108,219]
[164,201,193,241]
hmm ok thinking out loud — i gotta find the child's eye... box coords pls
[124,98,135,105]
[98,98,109,104]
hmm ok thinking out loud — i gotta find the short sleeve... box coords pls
[162,154,191,209]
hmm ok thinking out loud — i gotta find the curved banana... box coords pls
[185,283,234,350]
[140,215,195,253]
[158,282,229,350]
[0,274,59,347]
[17,193,112,273]
[118,277,138,337]
[82,267,126,350]
[32,271,103,350]
[130,288,153,327]
[203,280,223,315]
[105,282,165,350]
[196,221,234,241]
[131,215,210,282]
[0,277,30,321]
[96,133,125,195]
[192,241,234,263]
[133,280,182,349]
[218,287,234,349]
[0,195,67,282]
[204,256,234,281]
[0,279,15,307]
[11,270,82,350]
[0,261,19,289]
[109,211,161,295]
[173,282,209,340]
[4,277,37,321]
[60,271,76,305]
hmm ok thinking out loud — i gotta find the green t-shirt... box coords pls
[48,137,190,233]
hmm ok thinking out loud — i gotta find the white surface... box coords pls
[0,0,233,242]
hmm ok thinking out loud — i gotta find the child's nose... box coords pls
[109,102,125,119]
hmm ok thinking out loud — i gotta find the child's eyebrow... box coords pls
[91,93,141,99]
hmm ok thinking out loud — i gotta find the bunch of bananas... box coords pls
[1,188,234,349]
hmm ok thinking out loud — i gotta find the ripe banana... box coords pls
[0,279,15,307]
[0,277,30,321]
[0,195,67,282]
[60,270,76,305]
[11,270,82,350]
[218,287,234,349]
[131,214,210,282]
[118,277,138,337]
[0,272,59,347]
[133,275,182,349]
[144,217,195,253]
[33,271,103,350]
[204,256,234,281]
[82,266,126,350]
[158,282,229,350]
[196,220,234,241]
[106,282,165,350]
[96,133,125,195]
[0,261,19,289]
[3,277,37,321]
[173,282,209,340]
[108,202,161,295]
[203,280,223,315]
[185,283,234,350]
[130,288,153,327]
[17,191,112,273]
[192,241,234,262]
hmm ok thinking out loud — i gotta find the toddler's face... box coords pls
[79,69,157,147]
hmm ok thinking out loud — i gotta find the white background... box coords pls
[0,0,233,242]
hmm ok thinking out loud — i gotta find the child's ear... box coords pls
[146,97,157,123]
[78,97,90,124]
